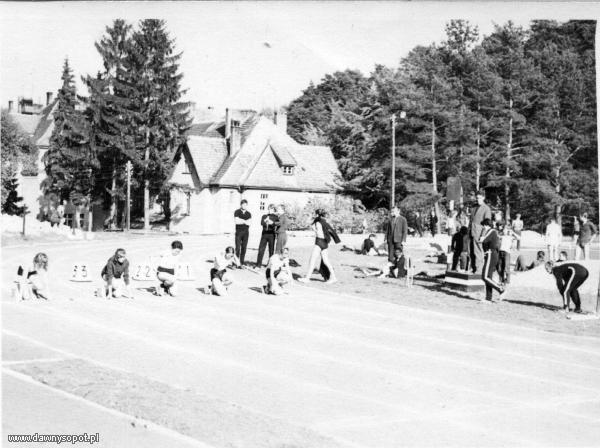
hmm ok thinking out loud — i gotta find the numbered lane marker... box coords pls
[132,263,157,281]
[70,264,93,282]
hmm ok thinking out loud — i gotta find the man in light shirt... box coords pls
[512,213,524,250]
[545,217,562,261]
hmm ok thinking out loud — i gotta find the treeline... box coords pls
[287,20,598,226]
[42,19,190,228]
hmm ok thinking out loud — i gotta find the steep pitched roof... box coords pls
[8,100,57,146]
[9,113,41,135]
[185,136,228,185]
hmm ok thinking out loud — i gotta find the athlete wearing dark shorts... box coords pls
[548,261,589,313]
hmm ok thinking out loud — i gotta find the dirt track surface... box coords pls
[3,233,600,447]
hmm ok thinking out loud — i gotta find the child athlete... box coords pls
[155,240,183,297]
[100,248,133,299]
[264,247,293,295]
[16,253,52,300]
[210,246,240,296]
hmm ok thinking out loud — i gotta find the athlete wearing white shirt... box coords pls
[211,246,239,296]
[264,248,293,295]
[155,240,183,296]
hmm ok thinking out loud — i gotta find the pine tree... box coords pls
[83,19,136,225]
[1,175,26,216]
[124,19,191,228]
[42,59,96,220]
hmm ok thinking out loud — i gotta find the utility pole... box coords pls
[391,114,396,211]
[126,160,132,231]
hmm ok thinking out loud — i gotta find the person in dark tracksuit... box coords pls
[234,200,251,266]
[480,218,506,302]
[546,260,589,313]
[256,204,279,268]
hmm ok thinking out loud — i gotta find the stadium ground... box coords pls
[2,233,600,447]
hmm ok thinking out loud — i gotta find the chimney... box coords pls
[225,107,231,139]
[274,110,287,134]
[8,100,13,113]
[46,91,53,106]
[229,119,241,157]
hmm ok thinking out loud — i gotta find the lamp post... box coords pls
[390,111,406,210]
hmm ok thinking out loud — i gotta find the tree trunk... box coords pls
[554,142,561,224]
[110,165,117,228]
[143,128,150,230]
[505,98,513,222]
[476,103,481,191]
[431,118,441,235]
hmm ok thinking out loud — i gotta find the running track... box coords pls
[2,235,600,447]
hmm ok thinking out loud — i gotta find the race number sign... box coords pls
[71,264,92,282]
[177,263,195,281]
[132,263,157,281]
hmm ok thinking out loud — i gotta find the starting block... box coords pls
[71,264,93,282]
[444,270,485,292]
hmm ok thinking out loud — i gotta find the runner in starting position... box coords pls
[155,240,183,297]
[546,260,589,314]
[100,248,133,299]
[264,247,293,295]
[210,246,240,296]
[16,253,52,300]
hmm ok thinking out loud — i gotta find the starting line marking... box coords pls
[2,368,214,448]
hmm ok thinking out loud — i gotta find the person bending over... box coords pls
[155,240,183,297]
[264,247,293,295]
[211,246,240,296]
[546,260,589,314]
[101,248,133,299]
[17,253,52,300]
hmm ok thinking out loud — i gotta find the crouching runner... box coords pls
[16,253,52,300]
[211,246,240,296]
[264,247,293,295]
[100,248,133,299]
[546,260,589,314]
[155,240,183,297]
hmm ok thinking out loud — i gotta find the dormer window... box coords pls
[282,165,294,175]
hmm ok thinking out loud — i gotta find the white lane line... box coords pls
[1,329,367,448]
[7,302,600,420]
[3,357,73,366]
[30,296,600,399]
[2,368,214,448]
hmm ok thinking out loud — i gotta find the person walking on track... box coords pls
[480,218,506,302]
[275,204,289,254]
[234,200,251,266]
[470,190,492,274]
[385,206,408,264]
[298,209,340,284]
[256,204,279,268]
[546,260,589,314]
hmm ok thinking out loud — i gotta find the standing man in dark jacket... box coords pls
[275,204,289,254]
[385,206,408,263]
[470,190,492,274]
[234,200,251,266]
[256,204,279,268]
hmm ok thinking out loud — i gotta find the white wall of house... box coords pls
[16,174,43,217]
[170,186,335,237]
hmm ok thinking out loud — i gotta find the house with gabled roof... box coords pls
[169,109,341,235]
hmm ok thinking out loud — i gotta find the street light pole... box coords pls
[391,114,396,211]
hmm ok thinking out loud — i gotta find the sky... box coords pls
[1,1,600,115]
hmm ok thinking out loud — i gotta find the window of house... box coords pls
[260,202,265,211]
[260,193,269,199]
[185,192,191,215]
[282,165,294,175]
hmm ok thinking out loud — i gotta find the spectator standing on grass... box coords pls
[57,200,66,227]
[429,209,438,236]
[233,200,251,266]
[414,211,424,238]
[512,213,524,250]
[385,206,408,264]
[451,226,470,271]
[298,209,340,284]
[256,204,279,268]
[576,213,597,260]
[49,205,60,228]
[573,216,580,243]
[545,217,562,261]
[446,210,458,236]
[470,190,492,274]
[498,225,519,284]
[275,204,289,255]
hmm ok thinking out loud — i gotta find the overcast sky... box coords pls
[1,1,599,113]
